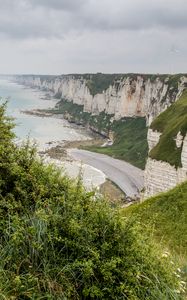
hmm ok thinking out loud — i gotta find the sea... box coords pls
[0,78,106,189]
[0,79,89,149]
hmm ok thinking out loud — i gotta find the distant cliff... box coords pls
[16,73,187,125]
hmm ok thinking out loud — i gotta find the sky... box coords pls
[0,0,187,75]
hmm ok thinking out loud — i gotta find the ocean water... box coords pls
[0,79,90,149]
[0,79,106,189]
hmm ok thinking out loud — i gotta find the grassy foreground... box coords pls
[123,182,187,260]
[122,181,187,292]
[0,102,185,299]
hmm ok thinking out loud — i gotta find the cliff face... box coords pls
[144,88,187,197]
[16,73,187,198]
[16,74,186,126]
[144,130,187,197]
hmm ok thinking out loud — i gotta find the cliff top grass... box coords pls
[122,180,187,263]
[122,181,187,297]
[150,89,187,167]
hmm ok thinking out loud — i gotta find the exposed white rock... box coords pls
[16,74,187,125]
[144,133,187,198]
[176,76,187,100]
[175,131,183,148]
[147,129,161,151]
[144,157,187,198]
[181,134,187,169]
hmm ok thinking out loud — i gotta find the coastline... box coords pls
[17,85,140,204]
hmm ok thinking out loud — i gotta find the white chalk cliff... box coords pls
[16,74,186,125]
[16,74,187,197]
[144,130,187,198]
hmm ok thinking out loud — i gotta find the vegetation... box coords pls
[123,182,187,259]
[64,73,187,96]
[122,181,187,294]
[150,89,187,167]
[65,73,124,96]
[47,73,187,169]
[52,100,112,134]
[84,117,148,169]
[49,100,148,169]
[0,102,185,299]
[85,73,122,96]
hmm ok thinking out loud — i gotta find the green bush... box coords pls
[0,103,184,299]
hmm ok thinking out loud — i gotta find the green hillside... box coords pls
[123,182,187,259]
[83,117,148,169]
[0,102,185,299]
[122,181,187,294]
[150,89,187,167]
[48,100,148,169]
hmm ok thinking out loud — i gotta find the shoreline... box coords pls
[18,87,139,204]
[39,139,127,204]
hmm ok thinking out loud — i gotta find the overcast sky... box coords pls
[0,0,186,75]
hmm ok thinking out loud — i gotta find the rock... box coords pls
[144,132,187,198]
[15,74,186,125]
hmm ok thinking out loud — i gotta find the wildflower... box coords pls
[162,251,170,258]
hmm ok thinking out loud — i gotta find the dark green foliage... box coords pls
[167,74,186,91]
[51,99,113,135]
[0,103,184,299]
[85,73,122,96]
[150,90,187,167]
[63,73,125,96]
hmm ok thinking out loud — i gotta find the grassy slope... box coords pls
[50,100,148,169]
[84,118,148,169]
[150,90,187,167]
[122,181,187,261]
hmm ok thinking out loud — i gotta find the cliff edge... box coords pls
[144,90,187,197]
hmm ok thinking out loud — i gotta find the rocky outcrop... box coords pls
[16,74,187,125]
[147,129,161,151]
[144,129,187,198]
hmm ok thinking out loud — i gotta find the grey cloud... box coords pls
[80,0,187,31]
[0,0,186,74]
[0,0,187,40]
[30,0,86,11]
